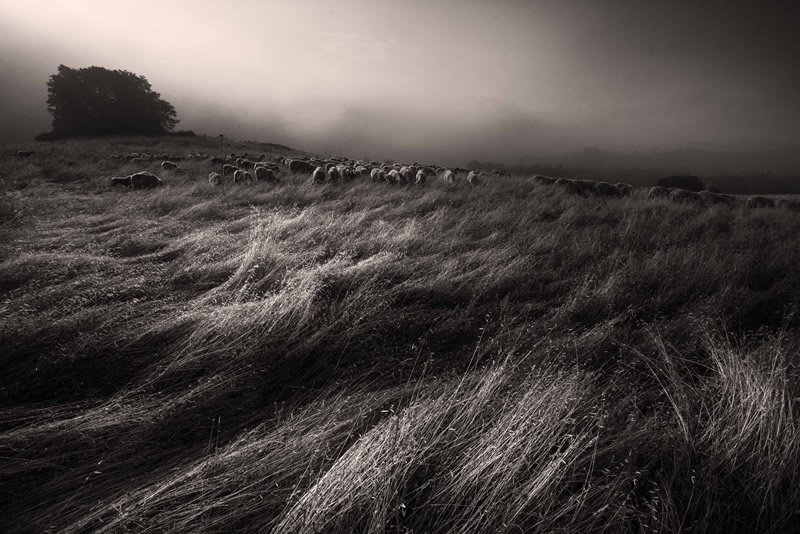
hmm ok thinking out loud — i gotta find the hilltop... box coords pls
[1,135,799,533]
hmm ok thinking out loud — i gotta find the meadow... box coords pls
[1,135,799,533]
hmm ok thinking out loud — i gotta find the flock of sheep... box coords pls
[532,175,800,211]
[106,151,508,190]
[20,148,783,211]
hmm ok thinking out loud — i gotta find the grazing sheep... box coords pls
[669,188,705,206]
[312,166,326,183]
[338,165,354,181]
[110,154,122,160]
[532,175,556,186]
[398,166,412,185]
[161,161,178,171]
[129,171,163,189]
[441,169,456,183]
[16,150,34,158]
[573,179,597,194]
[776,199,800,211]
[745,196,775,209]
[240,159,255,170]
[492,169,511,177]
[254,166,277,182]
[594,182,619,196]
[554,178,586,196]
[387,169,401,185]
[415,170,427,185]
[697,191,733,205]
[289,159,316,174]
[110,176,132,187]
[208,172,223,186]
[233,169,254,184]
[222,164,237,177]
[326,166,341,183]
[614,183,634,196]
[467,171,481,185]
[210,156,226,165]
[647,186,671,200]
[370,168,382,182]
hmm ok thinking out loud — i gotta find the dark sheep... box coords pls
[745,196,775,209]
[776,199,800,211]
[289,159,316,174]
[161,161,179,171]
[573,179,597,194]
[110,176,132,187]
[594,182,619,196]
[697,191,733,205]
[555,178,587,196]
[129,171,163,189]
[532,175,556,185]
[614,183,634,196]
[16,150,34,158]
[647,186,671,200]
[254,166,277,182]
[222,164,237,177]
[669,189,705,206]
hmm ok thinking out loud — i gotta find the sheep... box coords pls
[240,159,255,170]
[312,166,326,183]
[208,172,223,186]
[326,166,341,183]
[614,183,634,196]
[370,168,381,182]
[777,199,800,211]
[222,164,237,177]
[130,157,148,164]
[647,186,671,200]
[210,156,226,165]
[16,150,34,158]
[467,171,481,185]
[387,169,401,185]
[338,165,354,181]
[573,179,597,194]
[697,191,733,205]
[254,166,277,182]
[161,161,179,171]
[532,175,556,186]
[416,170,427,185]
[745,196,775,209]
[555,178,587,196]
[109,154,122,160]
[233,169,249,184]
[398,166,412,185]
[669,188,705,206]
[441,169,456,183]
[289,159,316,174]
[110,176,132,187]
[408,165,419,180]
[594,182,619,196]
[129,171,163,189]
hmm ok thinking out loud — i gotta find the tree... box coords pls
[37,65,178,140]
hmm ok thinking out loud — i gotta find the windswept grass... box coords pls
[1,136,799,532]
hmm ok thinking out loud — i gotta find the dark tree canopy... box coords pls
[37,65,178,140]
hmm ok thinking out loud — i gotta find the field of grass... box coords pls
[1,135,799,533]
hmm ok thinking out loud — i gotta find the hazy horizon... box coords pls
[2,0,799,164]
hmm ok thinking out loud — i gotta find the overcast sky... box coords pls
[1,0,798,163]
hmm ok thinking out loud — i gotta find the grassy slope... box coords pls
[1,136,799,533]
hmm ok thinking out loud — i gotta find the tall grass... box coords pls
[1,136,799,532]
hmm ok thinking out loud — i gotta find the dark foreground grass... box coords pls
[1,136,799,533]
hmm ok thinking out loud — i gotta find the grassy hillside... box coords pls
[1,136,799,533]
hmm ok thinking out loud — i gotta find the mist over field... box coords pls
[2,0,800,168]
